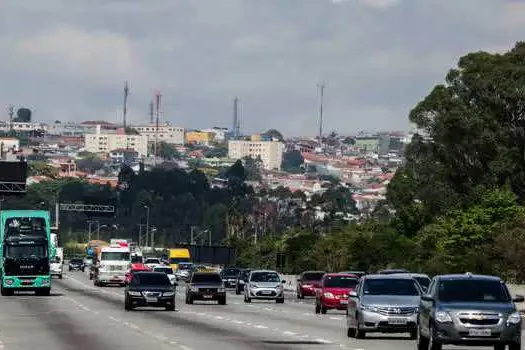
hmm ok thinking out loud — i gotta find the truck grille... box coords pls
[376,306,418,315]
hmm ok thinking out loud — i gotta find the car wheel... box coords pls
[36,288,50,296]
[346,327,356,338]
[125,299,133,311]
[165,301,175,311]
[219,297,226,305]
[417,325,429,350]
[1,286,13,296]
[508,342,521,350]
[276,297,284,304]
[428,324,442,350]
[321,305,327,314]
[410,329,417,340]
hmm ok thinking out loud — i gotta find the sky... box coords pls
[1,0,525,137]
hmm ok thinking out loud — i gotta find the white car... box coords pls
[144,257,162,269]
[153,266,177,285]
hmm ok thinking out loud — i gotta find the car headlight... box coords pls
[303,284,312,288]
[323,292,335,298]
[162,292,175,297]
[361,304,378,312]
[191,286,199,292]
[41,278,50,285]
[507,311,521,324]
[435,310,453,323]
[128,291,142,296]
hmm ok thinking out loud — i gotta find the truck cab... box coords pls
[93,245,131,287]
[169,248,191,272]
[50,247,63,279]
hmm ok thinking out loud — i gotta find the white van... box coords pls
[50,247,64,279]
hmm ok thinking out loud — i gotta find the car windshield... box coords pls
[145,258,160,264]
[222,268,240,277]
[438,279,510,303]
[251,272,280,283]
[240,270,251,279]
[303,272,325,281]
[70,259,83,264]
[6,243,47,258]
[133,273,170,286]
[363,278,420,296]
[154,267,173,274]
[5,217,47,238]
[101,252,130,261]
[324,276,358,288]
[415,276,431,288]
[191,273,222,283]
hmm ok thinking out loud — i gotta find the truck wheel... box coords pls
[1,286,13,296]
[36,288,50,296]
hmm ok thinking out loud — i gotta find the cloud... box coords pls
[0,0,524,136]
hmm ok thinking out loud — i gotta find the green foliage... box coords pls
[28,162,58,178]
[281,150,304,174]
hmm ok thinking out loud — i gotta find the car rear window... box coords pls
[192,273,222,283]
[303,272,325,281]
[324,276,358,288]
[438,279,511,303]
[222,268,240,277]
[363,278,420,296]
[134,273,170,285]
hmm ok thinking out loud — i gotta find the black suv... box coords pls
[124,271,176,311]
[68,258,85,272]
[417,273,524,350]
[186,272,226,305]
[220,267,241,288]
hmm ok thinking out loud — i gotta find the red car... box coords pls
[125,263,151,284]
[296,271,326,299]
[315,273,359,314]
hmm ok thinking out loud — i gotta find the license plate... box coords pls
[340,300,348,304]
[146,297,158,303]
[468,329,491,337]
[203,295,213,299]
[262,291,272,294]
[388,318,408,325]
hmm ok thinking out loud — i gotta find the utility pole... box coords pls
[317,82,325,144]
[144,205,150,248]
[232,97,238,139]
[154,92,161,161]
[7,105,14,131]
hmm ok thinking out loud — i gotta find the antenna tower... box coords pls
[232,97,239,139]
[7,105,14,131]
[154,92,161,160]
[317,82,325,144]
[123,81,129,130]
[149,100,154,124]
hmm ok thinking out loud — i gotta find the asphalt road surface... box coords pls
[0,270,517,350]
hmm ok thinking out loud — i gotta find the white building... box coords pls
[0,137,20,152]
[131,123,185,145]
[0,122,47,132]
[202,127,229,142]
[84,125,148,157]
[228,140,284,170]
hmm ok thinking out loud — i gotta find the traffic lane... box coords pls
[0,289,186,350]
[64,272,420,350]
[56,274,342,350]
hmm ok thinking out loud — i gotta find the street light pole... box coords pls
[144,205,150,248]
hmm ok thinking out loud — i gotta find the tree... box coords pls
[281,150,304,174]
[387,41,525,234]
[28,162,58,178]
[158,142,180,160]
[14,108,31,122]
[263,129,284,141]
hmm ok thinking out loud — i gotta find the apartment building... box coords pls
[186,131,215,145]
[228,139,284,170]
[84,126,148,157]
[131,123,185,145]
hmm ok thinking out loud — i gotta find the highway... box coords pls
[0,271,514,350]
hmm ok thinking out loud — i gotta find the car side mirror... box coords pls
[513,295,524,303]
[349,290,358,298]
[281,280,286,284]
[421,294,433,302]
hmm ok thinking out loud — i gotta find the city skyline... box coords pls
[0,0,524,136]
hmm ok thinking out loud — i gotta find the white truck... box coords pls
[50,247,64,279]
[93,245,131,287]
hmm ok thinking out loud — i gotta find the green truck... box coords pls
[0,210,56,296]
